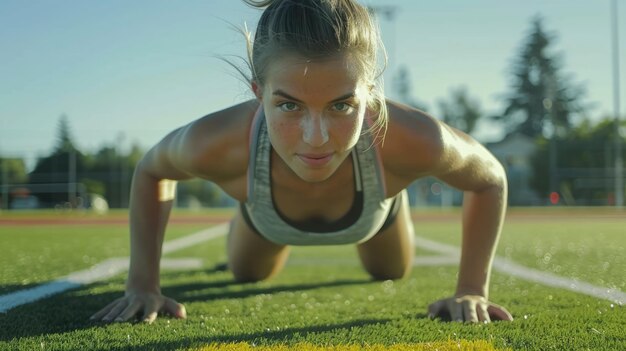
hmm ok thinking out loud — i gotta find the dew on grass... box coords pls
[610,304,614,308]
[382,280,394,289]
[524,315,528,320]
[382,280,396,295]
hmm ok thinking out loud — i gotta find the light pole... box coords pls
[1,157,8,210]
[611,0,623,207]
[69,148,77,208]
[117,132,127,209]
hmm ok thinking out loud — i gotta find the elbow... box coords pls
[486,161,508,203]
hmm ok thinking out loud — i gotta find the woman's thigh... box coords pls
[227,207,291,282]
[356,191,415,280]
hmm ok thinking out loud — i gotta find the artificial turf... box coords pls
[0,209,624,350]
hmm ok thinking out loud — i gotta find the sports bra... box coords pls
[243,108,394,245]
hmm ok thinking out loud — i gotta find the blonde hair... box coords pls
[240,0,388,142]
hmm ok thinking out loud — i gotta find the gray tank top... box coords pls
[244,108,393,245]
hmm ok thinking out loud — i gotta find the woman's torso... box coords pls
[202,99,438,224]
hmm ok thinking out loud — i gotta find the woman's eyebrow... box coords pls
[272,90,356,103]
[272,90,304,102]
[330,93,356,102]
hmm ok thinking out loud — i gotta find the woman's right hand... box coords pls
[89,290,186,323]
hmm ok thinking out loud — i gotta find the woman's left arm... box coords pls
[425,122,513,322]
[383,101,513,322]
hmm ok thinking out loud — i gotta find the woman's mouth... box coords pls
[297,153,334,167]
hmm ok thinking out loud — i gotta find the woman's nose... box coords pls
[301,113,329,147]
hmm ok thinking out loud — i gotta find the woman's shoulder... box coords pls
[379,100,445,178]
[175,99,259,181]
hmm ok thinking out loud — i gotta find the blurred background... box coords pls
[1,0,624,211]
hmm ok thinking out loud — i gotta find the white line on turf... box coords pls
[1,221,623,313]
[0,223,228,313]
[414,236,626,305]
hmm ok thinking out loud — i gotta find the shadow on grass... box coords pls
[164,278,373,303]
[0,283,44,296]
[112,318,395,351]
[0,265,376,342]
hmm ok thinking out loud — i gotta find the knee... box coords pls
[229,264,275,283]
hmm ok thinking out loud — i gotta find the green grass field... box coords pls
[0,208,624,350]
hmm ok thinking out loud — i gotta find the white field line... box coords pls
[414,236,626,305]
[2,221,623,313]
[0,223,228,313]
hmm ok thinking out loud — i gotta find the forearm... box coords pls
[456,181,507,299]
[127,165,177,293]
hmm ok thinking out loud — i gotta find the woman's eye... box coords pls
[332,102,354,113]
[279,102,299,112]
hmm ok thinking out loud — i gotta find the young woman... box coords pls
[91,0,513,324]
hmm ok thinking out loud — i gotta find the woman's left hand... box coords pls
[427,295,513,323]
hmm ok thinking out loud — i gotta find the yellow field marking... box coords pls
[192,340,510,351]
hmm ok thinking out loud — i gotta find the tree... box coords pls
[56,114,76,152]
[437,87,482,135]
[28,115,87,207]
[392,65,428,111]
[496,16,587,138]
[530,117,626,204]
[0,157,28,209]
[0,158,28,184]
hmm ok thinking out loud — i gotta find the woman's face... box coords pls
[254,54,369,183]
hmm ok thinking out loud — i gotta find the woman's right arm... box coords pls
[89,127,196,323]
[90,100,257,323]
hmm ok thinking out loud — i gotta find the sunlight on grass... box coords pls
[192,340,509,351]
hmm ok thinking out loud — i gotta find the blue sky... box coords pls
[1,0,624,169]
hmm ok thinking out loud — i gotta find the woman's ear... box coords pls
[251,81,262,100]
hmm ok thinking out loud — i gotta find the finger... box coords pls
[143,311,158,324]
[487,303,514,321]
[450,300,464,322]
[477,304,491,324]
[462,300,479,323]
[114,300,142,322]
[102,299,128,321]
[141,299,160,324]
[162,298,187,319]
[427,300,445,319]
[90,297,123,320]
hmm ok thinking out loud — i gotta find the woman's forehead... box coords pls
[264,54,366,96]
